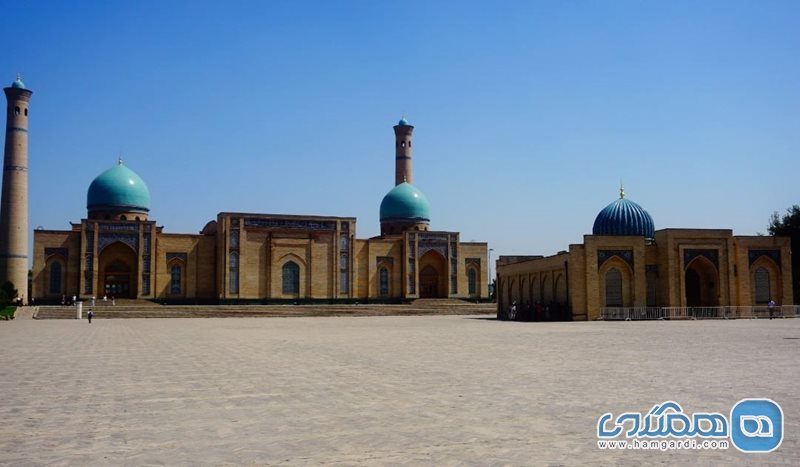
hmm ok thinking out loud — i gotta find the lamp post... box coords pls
[488,248,494,298]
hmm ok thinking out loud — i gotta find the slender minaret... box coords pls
[393,117,414,185]
[0,74,32,295]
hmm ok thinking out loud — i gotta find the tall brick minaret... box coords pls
[393,117,414,185]
[0,74,32,296]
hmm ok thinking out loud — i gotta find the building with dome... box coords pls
[30,117,489,302]
[496,187,793,320]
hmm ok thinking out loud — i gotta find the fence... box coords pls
[600,305,800,320]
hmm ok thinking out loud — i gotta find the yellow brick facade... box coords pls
[497,229,792,320]
[32,213,488,303]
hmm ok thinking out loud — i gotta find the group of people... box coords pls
[61,295,116,306]
[498,300,569,322]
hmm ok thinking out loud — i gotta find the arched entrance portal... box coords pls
[418,250,447,298]
[99,242,138,299]
[684,257,719,307]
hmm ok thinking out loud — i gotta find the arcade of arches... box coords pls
[497,229,793,321]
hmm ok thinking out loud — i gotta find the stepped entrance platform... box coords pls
[33,299,495,319]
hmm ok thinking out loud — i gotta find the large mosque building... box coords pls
[496,187,793,320]
[28,105,489,303]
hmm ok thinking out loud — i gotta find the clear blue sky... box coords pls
[3,1,799,269]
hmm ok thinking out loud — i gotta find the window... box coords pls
[468,268,477,296]
[24,108,27,116]
[120,215,127,221]
[229,229,239,248]
[450,258,458,294]
[170,265,182,295]
[282,261,300,294]
[339,253,349,294]
[646,268,658,306]
[754,267,770,304]
[14,106,19,116]
[229,252,239,294]
[379,267,389,296]
[49,262,62,295]
[605,268,623,307]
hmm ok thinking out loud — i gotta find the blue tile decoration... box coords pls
[244,217,336,231]
[597,249,634,269]
[748,249,781,267]
[683,249,719,269]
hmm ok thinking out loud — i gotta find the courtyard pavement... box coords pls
[1,315,798,465]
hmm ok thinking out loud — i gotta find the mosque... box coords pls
[496,187,793,320]
[5,75,790,314]
[27,105,489,302]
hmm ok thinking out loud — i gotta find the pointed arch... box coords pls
[554,273,567,304]
[750,255,781,305]
[541,274,552,303]
[47,260,64,296]
[467,267,478,297]
[99,241,138,299]
[379,266,391,297]
[530,275,539,302]
[598,257,633,307]
[419,250,447,298]
[282,261,300,295]
[684,256,719,307]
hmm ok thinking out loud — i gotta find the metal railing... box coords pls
[600,305,800,320]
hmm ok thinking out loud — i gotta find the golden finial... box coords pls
[619,183,625,199]
[117,154,124,165]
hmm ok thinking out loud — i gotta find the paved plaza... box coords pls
[1,314,798,465]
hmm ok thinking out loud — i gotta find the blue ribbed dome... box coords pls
[87,162,150,212]
[10,75,25,89]
[592,192,654,239]
[380,182,430,222]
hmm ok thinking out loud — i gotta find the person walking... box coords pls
[87,309,94,324]
[768,299,777,320]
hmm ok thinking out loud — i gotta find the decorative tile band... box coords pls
[244,217,336,231]
[167,252,188,263]
[44,248,68,260]
[748,249,781,267]
[597,249,634,269]
[683,249,719,269]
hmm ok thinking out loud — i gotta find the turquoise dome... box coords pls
[380,182,430,222]
[592,191,654,239]
[87,162,151,212]
[398,117,410,126]
[10,75,25,89]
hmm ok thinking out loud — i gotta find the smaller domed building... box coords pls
[497,187,792,320]
[31,119,488,302]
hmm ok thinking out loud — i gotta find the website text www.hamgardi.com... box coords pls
[598,438,729,451]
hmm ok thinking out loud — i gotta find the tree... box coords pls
[768,205,800,303]
[0,281,18,309]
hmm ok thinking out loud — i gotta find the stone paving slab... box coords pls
[0,316,798,465]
